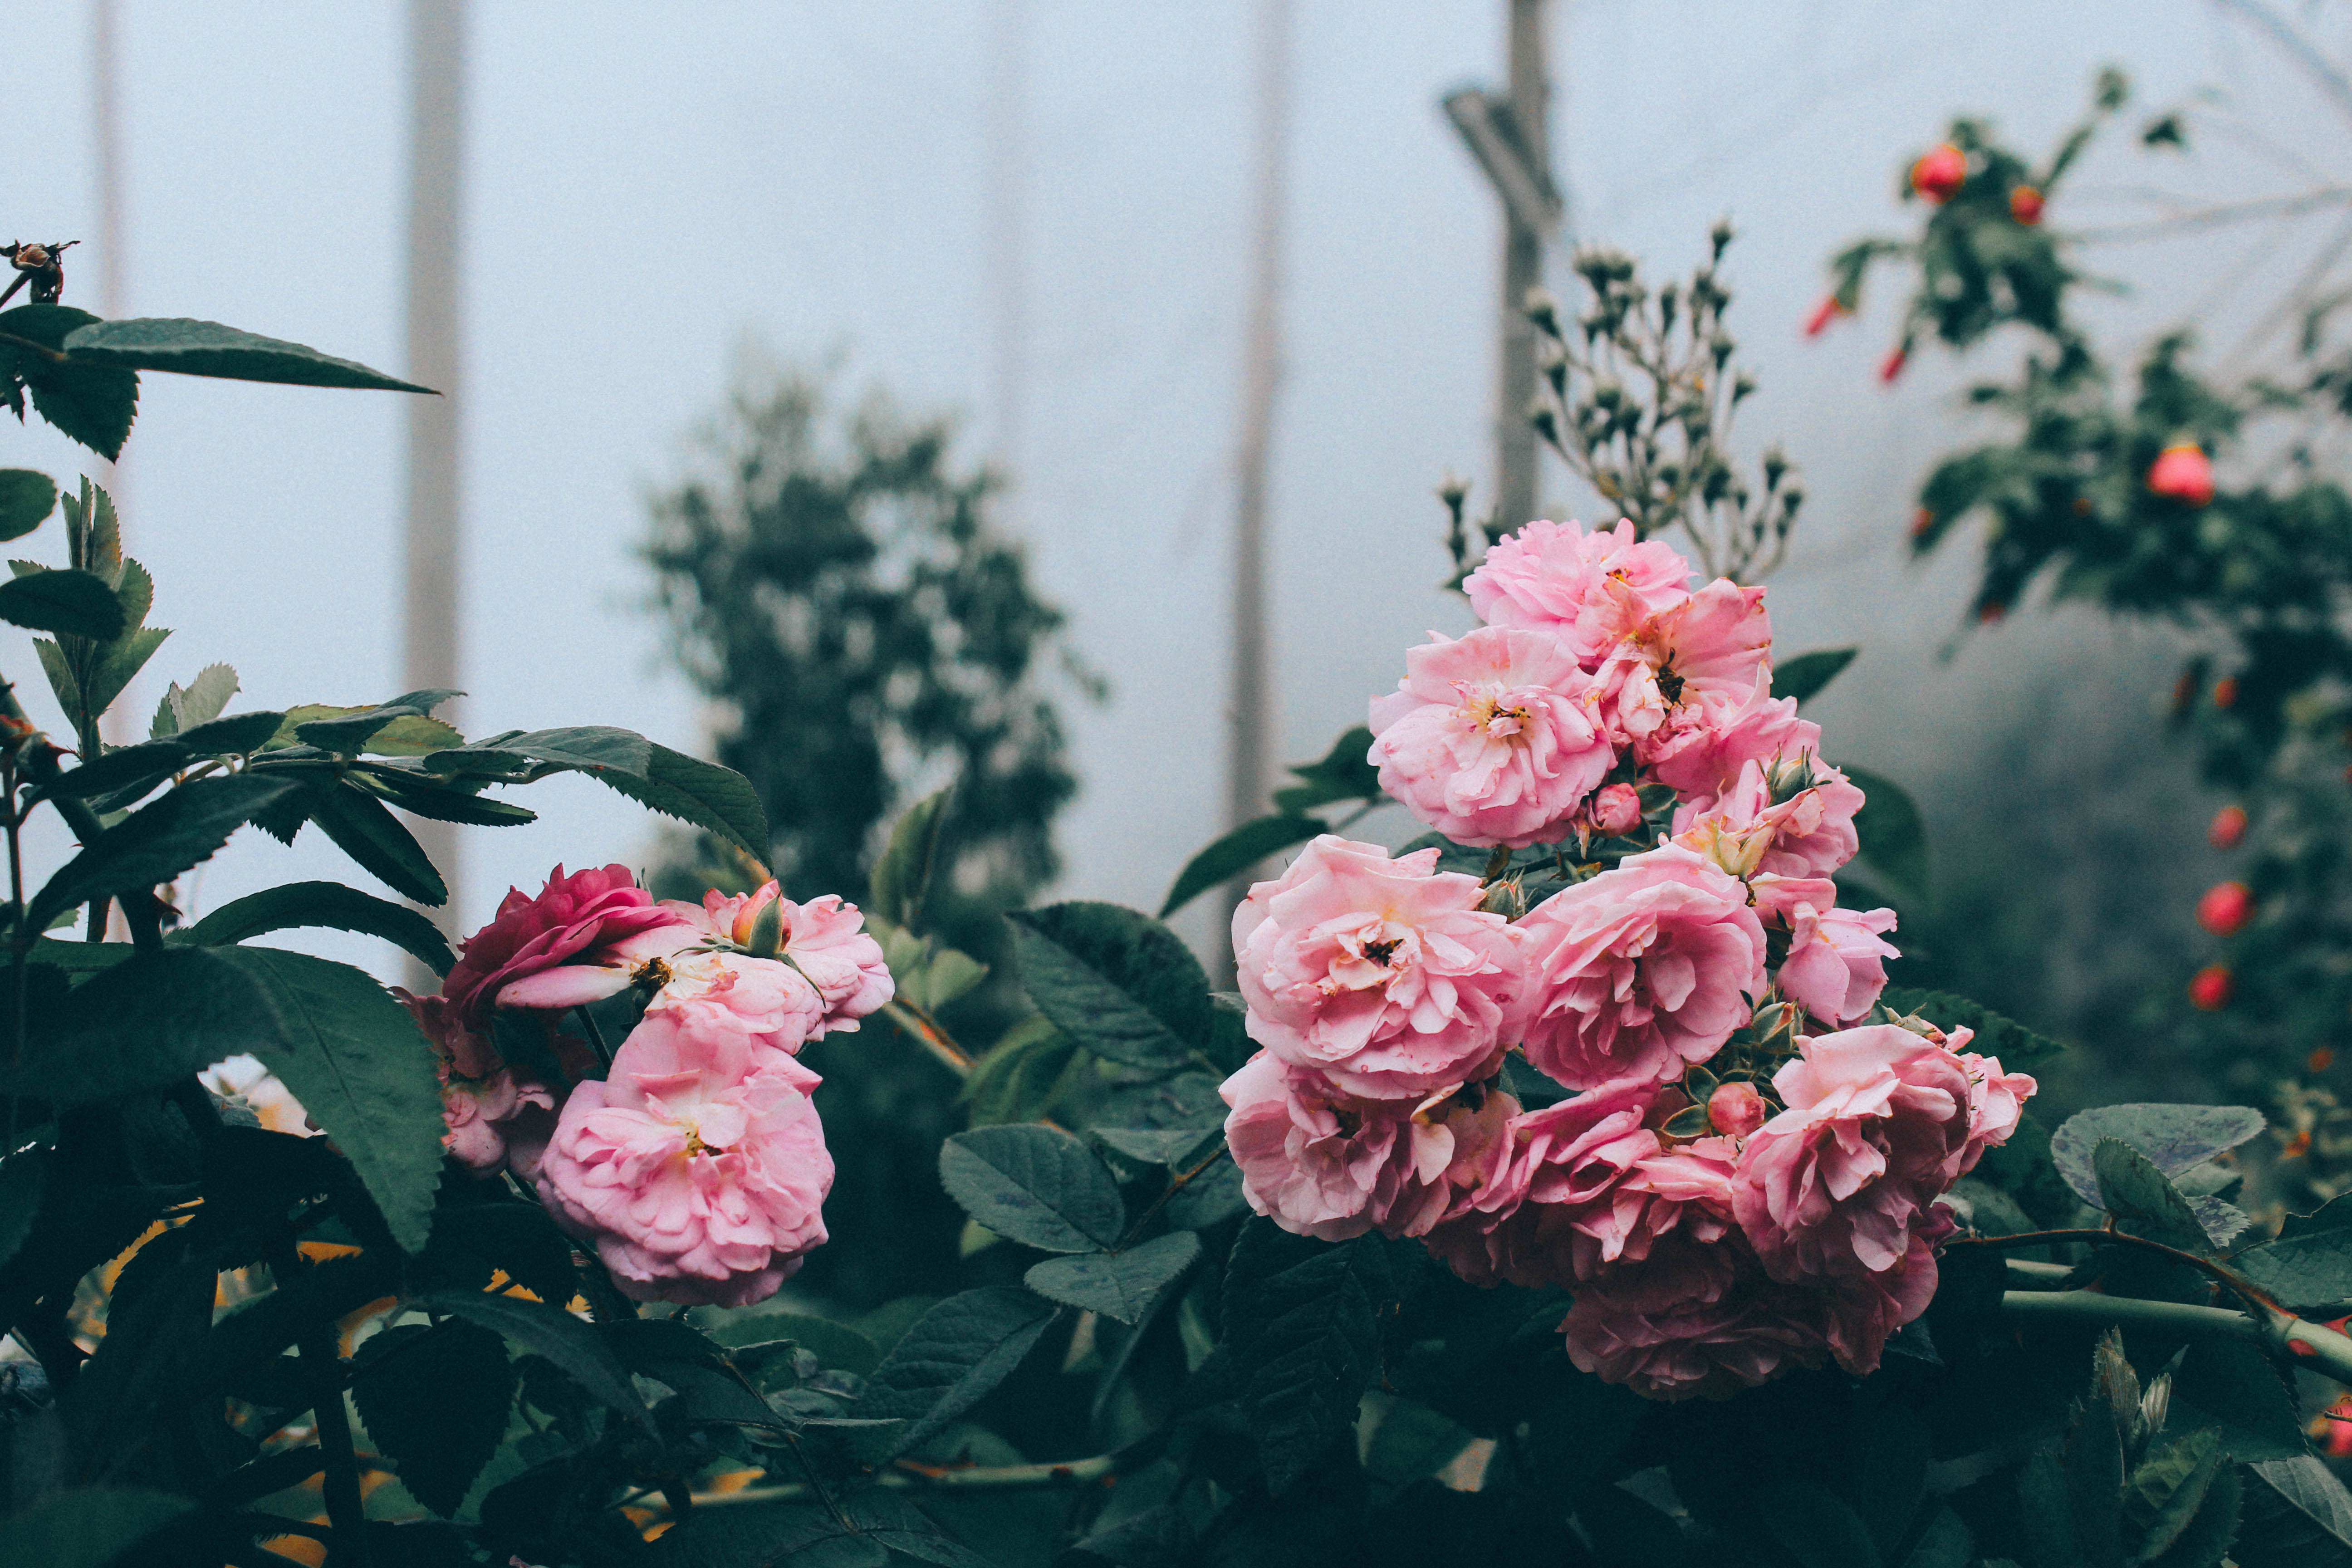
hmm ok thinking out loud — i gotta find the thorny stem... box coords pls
[5,755,24,1148]
[1950,1227,2279,1318]
[1118,1145,1232,1249]
[684,1454,1117,1511]
[883,998,972,1077]
[574,1006,615,1070]
[2001,1289,2352,1388]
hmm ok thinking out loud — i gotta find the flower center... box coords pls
[1463,690,1531,742]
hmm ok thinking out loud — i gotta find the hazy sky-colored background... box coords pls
[0,0,2334,969]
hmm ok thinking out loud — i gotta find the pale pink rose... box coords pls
[1465,518,1693,668]
[1588,782,1645,838]
[448,864,694,1019]
[1953,1035,2037,1179]
[1220,1053,1514,1242]
[1369,627,1615,847]
[1593,580,1773,761]
[1775,904,1900,1027]
[1646,677,1815,806]
[536,1014,832,1307]
[1708,1079,1768,1138]
[637,948,828,1058]
[1514,844,1767,1090]
[1232,836,1532,1101]
[1671,757,1866,881]
[399,990,562,1178]
[1557,1233,1831,1401]
[1425,1078,1740,1288]
[670,884,895,1036]
[1733,1025,1972,1284]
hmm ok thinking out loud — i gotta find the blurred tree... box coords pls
[644,360,1099,1307]
[645,360,1096,910]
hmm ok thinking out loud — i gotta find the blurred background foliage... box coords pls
[642,361,1100,1309]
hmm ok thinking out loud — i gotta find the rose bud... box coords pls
[2208,804,2247,850]
[1878,344,1909,384]
[1803,295,1844,338]
[1908,507,1934,539]
[2196,881,2253,936]
[2212,677,2238,710]
[1590,781,1644,838]
[2008,184,2044,225]
[1708,1079,1767,1138]
[2147,441,2215,506]
[2189,963,2233,1010]
[1910,142,1966,203]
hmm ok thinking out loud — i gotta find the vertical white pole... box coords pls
[1219,0,1294,950]
[985,0,1030,499]
[405,0,466,935]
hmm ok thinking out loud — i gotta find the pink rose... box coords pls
[673,884,895,1036]
[1817,1209,1952,1377]
[399,990,561,1179]
[1464,518,1693,668]
[1588,782,1645,838]
[1733,1025,1972,1284]
[1220,1053,1514,1242]
[1645,678,1814,806]
[446,864,692,1019]
[1775,904,1900,1027]
[536,1013,833,1307]
[1593,580,1773,760]
[1425,1078,1739,1288]
[636,948,828,1058]
[1671,757,1865,881]
[1232,836,1531,1101]
[1514,845,1767,1089]
[1953,1035,2037,1178]
[1556,1233,1831,1401]
[1369,627,1615,848]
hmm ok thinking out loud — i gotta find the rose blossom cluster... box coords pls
[1222,519,2036,1400]
[400,865,892,1307]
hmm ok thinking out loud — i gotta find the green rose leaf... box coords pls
[61,315,433,392]
[850,1286,1057,1457]
[0,1486,191,1568]
[212,946,446,1251]
[0,469,57,541]
[421,1289,654,1436]
[1160,814,1324,918]
[870,787,951,930]
[2051,1104,2265,1210]
[1008,901,1210,1072]
[1024,1230,1201,1324]
[1271,725,1381,814]
[426,725,770,856]
[25,773,296,931]
[1845,764,1930,902]
[179,879,456,976]
[1771,646,1859,706]
[2231,1192,2352,1314]
[0,568,125,640]
[350,1318,518,1517]
[2091,1137,2212,1254]
[938,1123,1125,1254]
[0,304,139,459]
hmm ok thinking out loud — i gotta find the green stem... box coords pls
[883,999,971,1078]
[272,1240,372,1568]
[689,1454,1116,1511]
[1952,1228,2274,1316]
[2000,1289,2352,1387]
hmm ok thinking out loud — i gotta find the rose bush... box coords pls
[5,236,2352,1568]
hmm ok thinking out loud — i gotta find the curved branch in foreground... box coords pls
[2001,1288,2352,1387]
